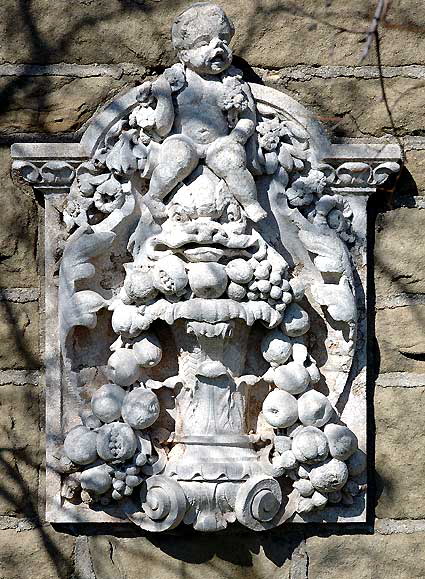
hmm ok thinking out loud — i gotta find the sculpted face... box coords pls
[179,35,233,75]
[172,3,234,75]
[147,174,255,263]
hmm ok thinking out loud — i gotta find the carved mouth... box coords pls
[138,298,282,330]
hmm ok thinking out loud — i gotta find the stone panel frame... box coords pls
[11,80,400,529]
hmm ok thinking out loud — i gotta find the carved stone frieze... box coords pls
[11,3,400,531]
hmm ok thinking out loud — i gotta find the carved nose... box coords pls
[210,37,224,50]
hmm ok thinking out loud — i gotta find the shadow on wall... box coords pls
[0,1,424,577]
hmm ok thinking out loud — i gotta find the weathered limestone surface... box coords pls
[0,383,42,517]
[375,208,425,299]
[376,305,425,373]
[258,74,425,138]
[0,147,38,288]
[0,0,424,68]
[89,535,292,579]
[0,526,75,579]
[0,0,422,576]
[0,76,133,134]
[375,386,425,519]
[306,532,425,579]
[0,302,39,369]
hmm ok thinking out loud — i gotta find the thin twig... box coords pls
[360,0,389,62]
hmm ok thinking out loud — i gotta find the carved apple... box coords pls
[80,464,113,494]
[111,303,143,338]
[261,329,292,366]
[262,389,298,428]
[63,425,98,465]
[121,387,160,430]
[188,263,228,299]
[273,361,310,395]
[298,390,333,428]
[91,383,126,424]
[281,303,310,337]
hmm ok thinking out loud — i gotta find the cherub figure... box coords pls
[134,2,266,223]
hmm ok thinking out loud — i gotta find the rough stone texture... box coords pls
[0,1,425,68]
[0,383,42,517]
[258,74,425,138]
[375,208,425,299]
[0,0,421,575]
[376,305,425,373]
[89,535,292,579]
[0,76,134,134]
[0,146,38,288]
[306,532,425,579]
[403,148,425,194]
[0,526,75,579]
[0,302,40,369]
[375,386,425,519]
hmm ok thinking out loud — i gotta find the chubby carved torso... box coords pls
[173,69,230,147]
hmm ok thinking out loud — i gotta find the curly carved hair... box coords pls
[172,3,235,52]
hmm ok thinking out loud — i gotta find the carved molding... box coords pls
[11,3,400,531]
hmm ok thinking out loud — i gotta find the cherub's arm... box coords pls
[151,76,175,138]
[240,81,262,175]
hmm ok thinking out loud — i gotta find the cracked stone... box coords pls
[375,385,425,519]
[375,208,425,299]
[89,535,293,579]
[0,302,40,369]
[307,532,425,579]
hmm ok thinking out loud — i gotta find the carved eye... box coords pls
[226,204,240,222]
[172,210,188,223]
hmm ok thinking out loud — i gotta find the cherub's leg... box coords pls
[146,137,198,218]
[206,138,266,222]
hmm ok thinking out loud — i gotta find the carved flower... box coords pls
[106,130,141,175]
[76,162,110,197]
[311,194,355,243]
[129,105,156,132]
[218,71,248,113]
[257,117,284,151]
[135,81,154,105]
[286,170,327,207]
[93,175,124,213]
[163,63,186,93]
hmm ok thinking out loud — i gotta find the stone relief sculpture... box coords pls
[11,3,400,531]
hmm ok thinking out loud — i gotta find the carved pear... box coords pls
[132,333,162,368]
[107,349,141,387]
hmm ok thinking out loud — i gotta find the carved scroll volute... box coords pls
[11,2,400,530]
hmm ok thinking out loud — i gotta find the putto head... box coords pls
[172,3,235,74]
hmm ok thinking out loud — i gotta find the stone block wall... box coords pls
[0,1,424,577]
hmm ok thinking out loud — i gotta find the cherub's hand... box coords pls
[151,76,172,98]
[163,64,186,92]
[136,81,153,104]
